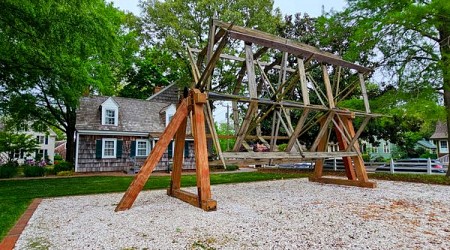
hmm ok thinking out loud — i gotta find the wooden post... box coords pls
[322,64,335,109]
[333,116,357,180]
[191,89,217,210]
[297,58,310,105]
[115,99,190,211]
[359,73,371,114]
[168,114,188,195]
[311,116,329,180]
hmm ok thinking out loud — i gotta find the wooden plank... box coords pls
[346,116,371,152]
[309,177,377,188]
[333,117,357,180]
[313,117,330,179]
[310,112,334,151]
[168,114,188,193]
[196,28,226,70]
[245,43,257,98]
[115,99,190,211]
[191,48,297,73]
[232,101,258,151]
[297,58,310,105]
[322,64,335,109]
[205,102,226,168]
[192,90,214,209]
[196,33,229,90]
[214,20,372,73]
[221,151,358,159]
[341,115,369,182]
[359,73,371,113]
[169,189,216,211]
[286,108,310,152]
[208,92,384,117]
[187,46,200,84]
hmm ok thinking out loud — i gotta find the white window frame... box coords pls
[440,140,448,151]
[136,139,150,157]
[101,98,119,126]
[383,142,390,153]
[102,138,117,158]
[37,135,45,144]
[102,108,118,126]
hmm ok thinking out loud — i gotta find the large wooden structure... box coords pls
[115,19,377,212]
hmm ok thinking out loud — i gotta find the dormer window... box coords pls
[101,97,119,126]
[105,109,116,125]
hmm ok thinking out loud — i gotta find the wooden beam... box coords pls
[322,64,335,109]
[232,101,258,151]
[196,33,229,90]
[313,117,330,179]
[168,189,217,210]
[191,89,216,210]
[310,112,334,151]
[359,73,371,113]
[333,117,357,180]
[297,58,310,105]
[245,43,257,98]
[115,98,190,212]
[214,20,372,73]
[190,48,296,72]
[346,116,371,152]
[221,151,358,159]
[309,177,376,188]
[286,108,310,152]
[168,113,188,194]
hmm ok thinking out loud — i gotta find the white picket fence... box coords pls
[438,154,449,165]
[383,158,447,175]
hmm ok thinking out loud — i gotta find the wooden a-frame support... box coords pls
[115,89,217,212]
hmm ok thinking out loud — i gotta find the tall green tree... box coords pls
[139,0,283,88]
[338,0,450,165]
[0,0,139,162]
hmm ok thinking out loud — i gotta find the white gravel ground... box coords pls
[15,178,450,249]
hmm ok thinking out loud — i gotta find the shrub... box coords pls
[362,154,370,162]
[56,170,74,176]
[53,161,74,173]
[0,162,19,178]
[277,143,287,151]
[54,154,64,161]
[45,167,57,176]
[225,165,239,171]
[23,164,45,177]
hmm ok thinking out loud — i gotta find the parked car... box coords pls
[278,162,315,169]
[375,158,446,173]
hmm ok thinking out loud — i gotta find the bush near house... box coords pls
[23,164,45,177]
[53,161,74,173]
[0,162,19,178]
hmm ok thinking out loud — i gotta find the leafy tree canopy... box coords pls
[0,0,140,162]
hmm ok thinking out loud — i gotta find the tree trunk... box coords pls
[439,27,450,177]
[65,127,75,164]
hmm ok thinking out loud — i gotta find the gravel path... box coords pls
[15,178,450,249]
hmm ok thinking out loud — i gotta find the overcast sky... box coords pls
[110,0,347,17]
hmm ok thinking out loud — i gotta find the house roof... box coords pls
[76,96,168,133]
[146,83,180,103]
[430,121,447,139]
[416,139,437,149]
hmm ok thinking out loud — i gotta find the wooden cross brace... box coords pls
[115,89,217,212]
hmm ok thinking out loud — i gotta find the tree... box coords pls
[0,131,38,162]
[336,0,450,174]
[139,0,283,88]
[0,0,139,162]
[118,48,184,99]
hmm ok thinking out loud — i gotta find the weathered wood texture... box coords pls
[116,99,190,211]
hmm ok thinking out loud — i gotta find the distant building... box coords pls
[0,122,56,164]
[430,121,448,157]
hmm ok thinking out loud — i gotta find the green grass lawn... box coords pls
[0,171,308,241]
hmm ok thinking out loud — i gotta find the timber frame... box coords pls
[116,18,377,212]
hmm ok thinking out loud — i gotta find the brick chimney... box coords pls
[154,86,162,94]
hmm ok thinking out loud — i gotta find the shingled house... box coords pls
[74,84,195,172]
[430,121,449,157]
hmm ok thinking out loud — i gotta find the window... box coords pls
[372,147,378,153]
[105,109,116,125]
[102,139,117,158]
[383,142,390,153]
[136,140,150,157]
[37,136,45,144]
[101,97,119,126]
[440,140,448,152]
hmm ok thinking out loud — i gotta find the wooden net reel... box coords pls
[115,19,377,212]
